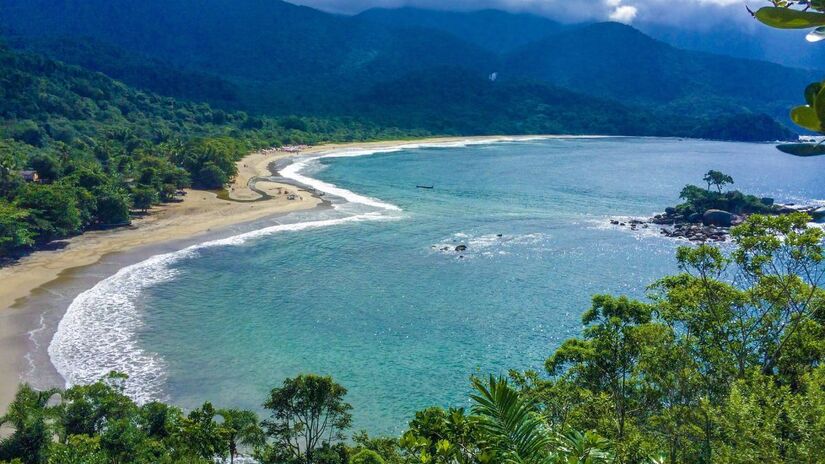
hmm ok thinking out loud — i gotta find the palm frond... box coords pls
[470,375,554,464]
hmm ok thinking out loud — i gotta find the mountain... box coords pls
[4,35,240,105]
[638,22,823,71]
[357,7,564,54]
[0,0,806,140]
[505,22,820,121]
[0,0,497,106]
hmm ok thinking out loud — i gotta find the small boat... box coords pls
[416,185,434,189]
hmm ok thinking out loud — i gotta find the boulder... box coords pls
[703,209,733,227]
[665,207,677,215]
[688,213,702,223]
[455,244,467,252]
[761,197,775,206]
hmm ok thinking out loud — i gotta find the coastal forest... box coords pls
[2,0,825,463]
[0,0,816,258]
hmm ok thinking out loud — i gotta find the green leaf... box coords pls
[790,105,823,132]
[805,82,822,106]
[776,143,825,156]
[755,7,825,29]
[815,86,825,122]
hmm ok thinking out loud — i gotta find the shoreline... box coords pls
[0,134,568,412]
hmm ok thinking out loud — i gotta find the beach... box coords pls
[0,135,528,412]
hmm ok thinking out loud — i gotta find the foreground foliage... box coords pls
[753,0,825,156]
[2,214,823,463]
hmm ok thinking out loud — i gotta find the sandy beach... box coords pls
[0,135,542,412]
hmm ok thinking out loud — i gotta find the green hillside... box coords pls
[505,22,819,121]
[357,7,564,54]
[0,43,419,258]
[0,0,814,131]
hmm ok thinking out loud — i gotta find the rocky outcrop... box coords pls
[702,209,733,227]
[660,223,727,242]
[611,202,822,242]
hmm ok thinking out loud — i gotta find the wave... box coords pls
[46,136,587,401]
[47,141,415,401]
[431,232,551,259]
[278,136,565,211]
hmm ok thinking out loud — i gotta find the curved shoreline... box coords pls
[0,134,583,412]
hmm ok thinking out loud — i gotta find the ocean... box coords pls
[44,137,825,434]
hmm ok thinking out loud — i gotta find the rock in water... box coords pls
[455,244,467,252]
[703,209,733,227]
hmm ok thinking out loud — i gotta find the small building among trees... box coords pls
[19,170,39,182]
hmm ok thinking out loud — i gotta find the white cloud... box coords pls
[609,5,638,23]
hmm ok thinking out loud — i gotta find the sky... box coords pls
[289,0,750,26]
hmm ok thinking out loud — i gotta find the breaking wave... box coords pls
[47,137,547,402]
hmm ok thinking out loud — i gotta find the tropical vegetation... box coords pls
[0,43,422,259]
[2,213,823,463]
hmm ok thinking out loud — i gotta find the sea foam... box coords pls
[47,142,415,401]
[46,136,571,401]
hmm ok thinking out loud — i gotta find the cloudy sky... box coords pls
[289,0,749,26]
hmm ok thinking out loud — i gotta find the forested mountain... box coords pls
[0,35,793,258]
[0,43,419,257]
[639,22,823,71]
[6,35,240,106]
[356,7,565,54]
[0,0,816,132]
[0,0,497,112]
[505,22,820,121]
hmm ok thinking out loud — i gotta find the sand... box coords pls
[0,135,551,412]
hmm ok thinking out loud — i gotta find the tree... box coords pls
[0,385,61,464]
[217,408,264,464]
[46,435,107,464]
[173,402,227,462]
[260,374,353,464]
[545,295,652,450]
[400,406,478,464]
[0,201,34,254]
[470,376,613,464]
[195,162,228,189]
[702,170,733,193]
[0,144,24,200]
[130,187,157,214]
[528,213,825,462]
[14,183,81,242]
[94,188,130,225]
[350,449,385,464]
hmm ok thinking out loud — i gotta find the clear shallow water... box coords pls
[50,138,825,434]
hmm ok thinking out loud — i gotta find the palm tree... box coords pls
[470,376,613,464]
[217,408,264,464]
[0,384,63,463]
[470,375,554,463]
[1,384,62,429]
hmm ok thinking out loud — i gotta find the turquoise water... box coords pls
[51,138,825,435]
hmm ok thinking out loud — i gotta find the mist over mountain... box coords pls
[638,23,824,71]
